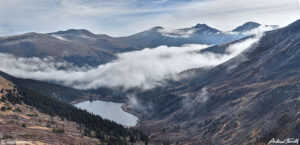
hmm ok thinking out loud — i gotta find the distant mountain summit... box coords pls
[233,21,261,32]
[149,26,164,31]
[49,29,95,35]
[49,29,96,37]
[118,22,262,48]
[192,23,221,33]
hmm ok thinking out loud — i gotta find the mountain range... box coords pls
[0,22,275,67]
[0,19,298,145]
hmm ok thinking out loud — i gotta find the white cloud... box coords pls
[126,94,151,114]
[0,0,299,36]
[0,34,262,90]
[157,28,197,38]
[225,25,279,36]
[51,35,70,41]
[157,23,277,38]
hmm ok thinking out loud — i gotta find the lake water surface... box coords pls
[75,100,138,126]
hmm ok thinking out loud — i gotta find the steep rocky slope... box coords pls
[134,20,300,145]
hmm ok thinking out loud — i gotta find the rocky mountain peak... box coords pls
[233,21,261,32]
[50,29,96,37]
[193,23,220,33]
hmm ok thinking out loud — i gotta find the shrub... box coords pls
[0,106,6,111]
[52,128,65,134]
[14,107,22,113]
[3,135,13,139]
[21,123,27,128]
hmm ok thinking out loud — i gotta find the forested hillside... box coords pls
[0,72,148,144]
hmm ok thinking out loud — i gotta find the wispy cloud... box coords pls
[0,0,299,36]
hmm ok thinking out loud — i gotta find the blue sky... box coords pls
[0,0,300,36]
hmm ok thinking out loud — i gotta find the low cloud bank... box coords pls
[158,25,275,38]
[226,25,278,35]
[158,28,197,38]
[0,34,262,90]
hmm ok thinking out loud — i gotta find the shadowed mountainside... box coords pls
[131,20,300,145]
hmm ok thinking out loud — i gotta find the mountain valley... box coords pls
[0,19,299,145]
